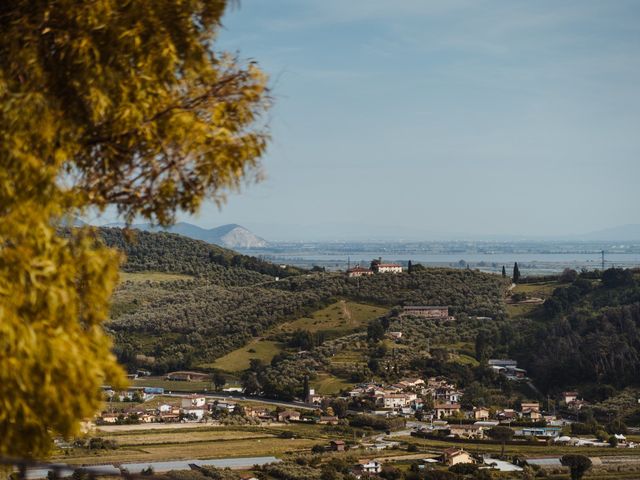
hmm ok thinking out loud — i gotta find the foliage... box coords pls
[514,270,640,391]
[0,0,269,459]
[560,454,592,480]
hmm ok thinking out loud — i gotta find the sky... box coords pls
[126,1,640,240]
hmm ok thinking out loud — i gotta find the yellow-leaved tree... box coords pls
[0,0,269,459]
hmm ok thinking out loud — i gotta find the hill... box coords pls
[102,228,509,380]
[491,269,640,395]
[104,221,269,248]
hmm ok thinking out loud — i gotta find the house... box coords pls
[330,440,346,452]
[473,407,491,420]
[183,408,205,420]
[435,386,462,403]
[347,266,374,277]
[278,410,301,422]
[213,401,236,413]
[381,393,413,409]
[562,391,579,404]
[387,331,403,340]
[434,402,461,419]
[99,413,119,424]
[245,406,270,419]
[521,402,540,412]
[497,409,517,421]
[306,388,324,405]
[521,409,542,421]
[399,378,425,388]
[442,448,474,466]
[374,263,403,274]
[318,416,339,425]
[356,460,382,474]
[181,395,206,408]
[488,359,518,369]
[449,424,485,439]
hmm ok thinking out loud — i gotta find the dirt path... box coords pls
[340,300,352,322]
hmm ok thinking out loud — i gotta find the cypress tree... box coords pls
[513,262,521,283]
[502,265,506,278]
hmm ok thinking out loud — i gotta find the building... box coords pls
[442,448,474,466]
[473,407,491,420]
[356,460,382,474]
[381,393,413,409]
[562,391,579,404]
[402,306,450,319]
[488,359,518,368]
[521,402,540,412]
[434,402,461,419]
[318,416,339,425]
[449,424,485,439]
[374,263,403,274]
[306,388,324,405]
[330,440,346,452]
[278,410,301,422]
[347,266,374,277]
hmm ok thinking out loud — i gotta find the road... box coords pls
[163,392,317,411]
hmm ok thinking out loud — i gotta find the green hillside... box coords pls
[103,228,509,379]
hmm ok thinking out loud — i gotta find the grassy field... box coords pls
[275,300,387,337]
[119,271,194,283]
[313,373,353,395]
[209,339,284,372]
[512,281,558,298]
[57,424,338,466]
[207,300,386,373]
[400,434,640,458]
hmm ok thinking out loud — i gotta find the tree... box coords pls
[502,265,506,278]
[408,260,413,273]
[560,454,592,480]
[1,0,269,459]
[475,331,488,362]
[213,372,226,391]
[486,426,514,457]
[367,319,386,341]
[512,263,521,283]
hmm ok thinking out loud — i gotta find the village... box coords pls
[89,365,638,478]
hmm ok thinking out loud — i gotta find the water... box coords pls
[257,250,640,274]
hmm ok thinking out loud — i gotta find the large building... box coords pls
[374,263,403,273]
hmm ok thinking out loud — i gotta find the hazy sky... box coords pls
[176,1,639,240]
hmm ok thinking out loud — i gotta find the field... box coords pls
[56,423,342,466]
[275,300,388,336]
[210,339,284,372]
[208,300,386,373]
[312,373,353,395]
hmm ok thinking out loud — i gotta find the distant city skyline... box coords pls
[100,1,640,240]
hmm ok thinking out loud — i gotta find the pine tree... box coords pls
[513,262,521,283]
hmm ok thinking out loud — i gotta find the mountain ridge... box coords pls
[103,221,268,249]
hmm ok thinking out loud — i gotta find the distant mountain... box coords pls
[103,222,269,249]
[579,224,640,241]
